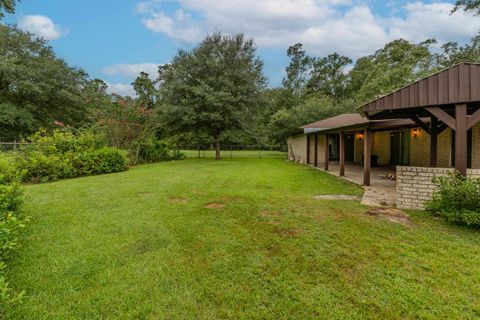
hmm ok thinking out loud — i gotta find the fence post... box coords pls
[198,146,200,159]
[258,145,261,159]
[13,140,17,152]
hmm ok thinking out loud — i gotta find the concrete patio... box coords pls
[315,162,397,207]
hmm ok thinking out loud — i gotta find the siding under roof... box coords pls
[360,63,480,115]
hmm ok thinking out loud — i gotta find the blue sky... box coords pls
[4,0,479,96]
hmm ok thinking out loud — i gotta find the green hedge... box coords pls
[427,172,480,227]
[0,154,25,309]
[17,129,129,183]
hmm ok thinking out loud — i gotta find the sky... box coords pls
[4,0,480,96]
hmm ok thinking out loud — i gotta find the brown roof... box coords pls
[300,113,430,133]
[302,113,368,132]
[359,63,480,118]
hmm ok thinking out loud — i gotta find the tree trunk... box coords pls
[214,130,221,160]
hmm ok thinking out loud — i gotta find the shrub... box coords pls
[139,139,185,163]
[0,158,25,308]
[0,154,20,185]
[19,152,74,183]
[79,147,129,175]
[427,172,480,227]
[18,129,129,183]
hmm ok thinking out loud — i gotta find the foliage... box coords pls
[0,0,18,19]
[453,0,480,15]
[435,34,480,67]
[0,153,24,309]
[282,43,313,95]
[17,129,129,183]
[132,71,157,110]
[94,97,159,165]
[139,138,185,163]
[159,32,266,160]
[427,172,480,227]
[306,53,352,100]
[0,25,96,140]
[78,147,129,175]
[347,39,436,104]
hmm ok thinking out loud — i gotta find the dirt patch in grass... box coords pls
[204,203,225,209]
[367,207,411,226]
[170,197,187,204]
[275,227,304,238]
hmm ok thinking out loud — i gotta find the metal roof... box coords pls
[359,63,480,118]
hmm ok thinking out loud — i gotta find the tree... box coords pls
[435,34,480,67]
[347,39,435,104]
[0,0,18,19]
[159,33,266,160]
[282,43,312,96]
[453,0,480,15]
[0,25,92,139]
[306,53,352,101]
[132,71,157,109]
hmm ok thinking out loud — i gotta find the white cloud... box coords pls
[106,82,136,97]
[18,15,66,40]
[388,2,480,44]
[142,9,203,43]
[137,0,480,58]
[102,63,160,78]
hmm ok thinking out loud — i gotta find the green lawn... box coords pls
[4,159,480,319]
[181,149,286,159]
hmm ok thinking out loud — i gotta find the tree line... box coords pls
[1,0,479,160]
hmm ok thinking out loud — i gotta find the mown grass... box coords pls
[180,149,286,159]
[4,159,480,319]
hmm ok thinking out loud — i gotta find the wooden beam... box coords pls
[307,135,311,164]
[363,129,371,186]
[314,134,318,167]
[467,108,480,130]
[325,134,329,171]
[339,131,345,177]
[409,115,431,134]
[437,123,449,135]
[430,116,438,167]
[455,104,468,175]
[425,107,456,130]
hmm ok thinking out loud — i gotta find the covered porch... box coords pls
[315,162,397,207]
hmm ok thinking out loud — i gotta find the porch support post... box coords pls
[324,133,329,171]
[363,128,371,186]
[430,116,438,167]
[339,131,345,177]
[314,134,318,167]
[455,104,468,176]
[306,135,310,165]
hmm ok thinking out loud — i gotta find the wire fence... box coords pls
[0,141,29,153]
[0,142,288,160]
[177,145,288,159]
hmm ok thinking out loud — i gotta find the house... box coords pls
[287,63,480,210]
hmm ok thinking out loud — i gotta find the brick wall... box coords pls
[472,124,480,169]
[373,131,391,166]
[410,128,452,168]
[397,166,480,210]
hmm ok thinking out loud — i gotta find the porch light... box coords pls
[356,132,364,140]
[411,128,421,139]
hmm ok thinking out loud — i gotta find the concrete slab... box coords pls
[313,163,397,207]
[314,195,360,201]
[361,186,396,207]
